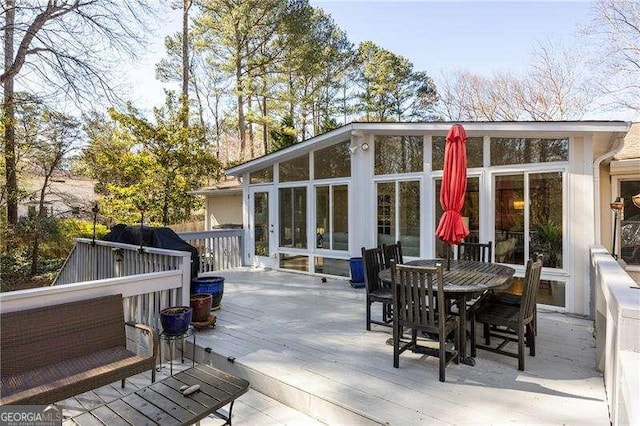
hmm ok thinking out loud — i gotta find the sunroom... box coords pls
[225,121,631,316]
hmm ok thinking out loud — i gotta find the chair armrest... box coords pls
[125,321,159,360]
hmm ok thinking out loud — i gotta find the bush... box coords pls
[1,217,109,291]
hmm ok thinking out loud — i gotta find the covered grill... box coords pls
[103,224,199,279]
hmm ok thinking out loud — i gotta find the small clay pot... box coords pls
[190,293,213,322]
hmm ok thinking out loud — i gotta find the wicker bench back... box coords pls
[1,294,126,376]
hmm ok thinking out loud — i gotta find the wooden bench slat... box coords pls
[183,366,244,395]
[89,405,130,426]
[173,371,235,403]
[71,412,104,426]
[136,387,194,423]
[194,364,249,390]
[107,399,157,426]
[149,382,208,413]
[161,376,222,409]
[121,393,180,426]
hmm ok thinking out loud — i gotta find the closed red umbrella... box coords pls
[435,124,470,268]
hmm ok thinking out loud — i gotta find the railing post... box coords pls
[180,252,191,307]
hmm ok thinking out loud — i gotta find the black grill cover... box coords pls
[103,224,199,279]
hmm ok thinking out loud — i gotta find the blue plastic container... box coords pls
[191,276,225,310]
[349,257,365,288]
[160,306,192,335]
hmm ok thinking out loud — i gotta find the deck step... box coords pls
[190,343,385,425]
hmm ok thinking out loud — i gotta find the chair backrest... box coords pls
[457,241,493,262]
[520,255,544,323]
[0,294,125,376]
[382,241,404,268]
[391,262,445,333]
[362,246,385,293]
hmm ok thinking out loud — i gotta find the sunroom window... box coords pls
[374,136,423,175]
[435,177,480,259]
[494,171,564,269]
[280,155,309,182]
[314,141,351,179]
[620,180,640,266]
[249,166,273,184]
[279,187,307,248]
[490,138,568,166]
[316,185,348,251]
[432,136,484,170]
[377,181,420,256]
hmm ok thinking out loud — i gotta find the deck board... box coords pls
[196,267,609,425]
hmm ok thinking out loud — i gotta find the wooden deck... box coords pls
[195,268,609,425]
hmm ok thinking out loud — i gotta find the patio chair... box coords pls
[456,241,492,262]
[470,255,543,370]
[391,262,459,382]
[382,241,404,268]
[488,254,544,335]
[451,241,493,316]
[362,246,393,330]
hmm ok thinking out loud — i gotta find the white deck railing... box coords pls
[591,246,640,426]
[53,238,192,285]
[0,270,186,327]
[178,229,243,273]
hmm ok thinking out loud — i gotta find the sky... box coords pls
[124,1,635,120]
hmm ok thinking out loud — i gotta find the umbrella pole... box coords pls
[447,244,451,271]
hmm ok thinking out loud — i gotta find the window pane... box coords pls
[432,136,483,170]
[279,187,307,248]
[377,182,396,246]
[314,141,351,179]
[374,136,423,175]
[249,166,273,184]
[279,188,292,247]
[280,254,308,272]
[490,138,568,166]
[621,180,640,265]
[435,177,480,258]
[280,155,309,182]
[333,185,349,251]
[316,187,330,249]
[529,172,563,268]
[314,257,350,277]
[495,175,525,265]
[254,192,269,256]
[399,181,420,256]
[501,278,565,307]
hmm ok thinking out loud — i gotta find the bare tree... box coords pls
[2,0,154,225]
[437,40,592,121]
[582,0,640,113]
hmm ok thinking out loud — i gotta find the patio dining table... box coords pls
[379,259,515,365]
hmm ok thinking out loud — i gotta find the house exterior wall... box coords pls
[231,122,631,316]
[205,193,243,229]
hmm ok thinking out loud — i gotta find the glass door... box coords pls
[249,187,276,268]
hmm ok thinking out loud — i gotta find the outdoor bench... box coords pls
[0,294,158,405]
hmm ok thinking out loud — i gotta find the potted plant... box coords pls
[189,293,212,322]
[160,306,192,335]
[191,276,225,310]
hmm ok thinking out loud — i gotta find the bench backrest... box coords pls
[1,294,126,376]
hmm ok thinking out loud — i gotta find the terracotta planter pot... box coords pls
[191,276,225,310]
[190,293,212,322]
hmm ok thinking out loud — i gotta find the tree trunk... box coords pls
[30,170,52,276]
[4,0,17,225]
[235,44,246,159]
[262,94,268,154]
[182,0,191,128]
